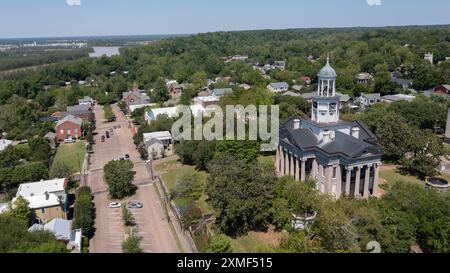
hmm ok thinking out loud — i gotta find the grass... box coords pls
[379,168,424,186]
[52,140,86,173]
[156,160,212,213]
[230,231,287,253]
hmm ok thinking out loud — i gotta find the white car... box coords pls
[109,202,121,208]
[64,138,75,144]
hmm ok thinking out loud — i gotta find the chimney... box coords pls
[323,130,332,144]
[45,191,49,200]
[293,119,301,130]
[352,127,360,139]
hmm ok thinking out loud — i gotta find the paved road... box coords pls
[88,104,180,253]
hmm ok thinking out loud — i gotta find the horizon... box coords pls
[1,23,449,40]
[0,0,449,39]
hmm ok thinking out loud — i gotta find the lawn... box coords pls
[379,168,424,186]
[155,160,212,213]
[52,140,86,174]
[230,230,287,253]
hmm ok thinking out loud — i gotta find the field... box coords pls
[379,167,424,186]
[230,230,287,253]
[52,140,86,174]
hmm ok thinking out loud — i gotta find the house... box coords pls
[267,82,289,93]
[44,132,57,150]
[17,178,68,207]
[29,218,82,252]
[145,105,206,124]
[215,76,232,83]
[0,139,12,152]
[424,52,434,64]
[356,73,374,84]
[381,94,416,104]
[239,83,252,90]
[166,81,183,98]
[273,61,286,70]
[122,84,150,107]
[193,96,221,108]
[78,96,94,106]
[56,115,83,141]
[433,85,450,96]
[391,77,413,90]
[299,76,312,86]
[277,58,383,199]
[211,88,233,97]
[144,131,174,159]
[356,93,381,107]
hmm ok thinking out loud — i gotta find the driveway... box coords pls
[88,104,180,253]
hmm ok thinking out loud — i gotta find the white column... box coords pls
[336,166,342,198]
[285,152,290,177]
[363,165,371,198]
[312,159,318,179]
[301,159,306,181]
[355,166,362,198]
[290,154,295,178]
[373,163,381,197]
[345,168,352,195]
[295,158,300,181]
[280,150,285,176]
[276,146,280,173]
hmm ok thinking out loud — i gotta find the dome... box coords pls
[318,57,337,78]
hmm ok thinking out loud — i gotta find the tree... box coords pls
[49,161,74,181]
[73,187,94,235]
[150,78,170,103]
[172,170,203,201]
[7,196,31,226]
[206,154,276,236]
[215,140,260,163]
[103,160,136,199]
[103,104,115,122]
[193,141,216,171]
[205,234,233,253]
[175,141,198,165]
[122,235,143,253]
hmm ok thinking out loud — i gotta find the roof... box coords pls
[318,57,337,78]
[391,77,413,87]
[356,73,373,80]
[144,138,164,148]
[143,131,173,142]
[14,193,61,209]
[211,88,233,97]
[292,85,304,91]
[435,84,450,91]
[17,178,67,197]
[78,96,94,103]
[56,115,83,127]
[381,94,415,102]
[0,139,13,152]
[146,105,206,121]
[361,93,381,100]
[282,91,301,97]
[269,82,289,89]
[128,103,154,113]
[44,132,56,139]
[29,219,72,241]
[67,105,91,113]
[0,203,8,214]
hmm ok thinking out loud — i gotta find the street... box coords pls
[88,104,180,253]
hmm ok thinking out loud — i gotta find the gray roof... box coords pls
[282,91,301,97]
[145,138,164,148]
[67,105,91,113]
[280,117,382,160]
[29,218,72,241]
[362,93,381,100]
[292,85,304,91]
[211,88,233,97]
[318,58,337,78]
[391,77,413,87]
[56,115,83,127]
[269,82,289,89]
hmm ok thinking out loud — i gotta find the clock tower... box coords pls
[311,57,340,123]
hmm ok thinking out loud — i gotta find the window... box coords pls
[333,167,337,179]
[67,129,71,135]
[74,129,78,134]
[60,129,64,135]
[41,208,45,213]
[322,165,325,177]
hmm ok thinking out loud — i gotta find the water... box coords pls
[89,46,121,58]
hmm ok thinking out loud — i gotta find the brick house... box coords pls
[433,85,450,96]
[122,83,150,106]
[167,82,183,98]
[56,115,83,141]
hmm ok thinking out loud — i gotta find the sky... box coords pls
[0,0,449,38]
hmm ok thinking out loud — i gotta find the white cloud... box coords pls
[366,0,382,6]
[66,0,81,6]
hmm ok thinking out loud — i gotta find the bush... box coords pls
[122,235,143,253]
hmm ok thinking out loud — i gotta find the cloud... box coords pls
[366,0,382,6]
[66,0,81,6]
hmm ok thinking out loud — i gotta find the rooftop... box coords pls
[14,193,61,209]
[143,131,173,142]
[17,178,67,198]
[56,115,83,127]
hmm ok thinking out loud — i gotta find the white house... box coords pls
[17,178,68,208]
[29,218,82,252]
[78,96,95,106]
[145,105,206,124]
[143,131,174,159]
[356,93,381,107]
[267,82,289,93]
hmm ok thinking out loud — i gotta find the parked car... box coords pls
[106,131,110,138]
[64,138,75,144]
[113,126,118,129]
[109,202,121,208]
[110,130,114,136]
[128,202,143,209]
[125,154,130,160]
[101,136,106,142]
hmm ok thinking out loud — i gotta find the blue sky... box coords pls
[0,0,449,38]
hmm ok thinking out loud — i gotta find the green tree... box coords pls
[150,78,170,103]
[7,196,31,226]
[205,234,233,253]
[172,170,203,201]
[122,235,143,253]
[103,160,136,199]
